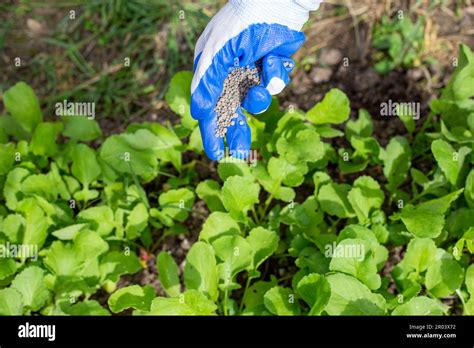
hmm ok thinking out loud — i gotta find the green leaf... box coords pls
[465,264,474,297]
[125,203,149,240]
[1,214,24,244]
[380,136,411,190]
[432,139,471,186]
[99,129,159,180]
[61,300,110,316]
[159,188,195,222]
[217,161,252,181]
[268,156,308,187]
[465,169,474,208]
[337,225,388,269]
[246,227,279,271]
[0,258,17,280]
[21,173,58,201]
[318,183,355,218]
[276,127,325,164]
[325,273,387,315]
[446,208,474,239]
[196,180,225,212]
[281,197,323,238]
[4,167,31,210]
[347,176,384,225]
[156,252,181,297]
[3,82,43,134]
[165,71,197,130]
[425,259,464,298]
[49,275,95,299]
[329,239,381,290]
[306,88,350,125]
[346,109,373,140]
[401,238,437,273]
[44,241,82,276]
[440,120,474,144]
[77,206,115,237]
[62,116,102,142]
[184,242,218,301]
[0,288,23,315]
[397,104,416,133]
[466,264,474,297]
[199,212,240,244]
[395,189,463,238]
[222,176,260,220]
[45,231,108,279]
[99,251,142,282]
[74,230,109,260]
[314,125,344,138]
[252,162,295,202]
[411,168,430,186]
[11,266,49,312]
[295,248,330,274]
[212,235,253,284]
[263,286,300,315]
[16,198,50,251]
[147,123,182,171]
[440,44,474,101]
[0,115,30,139]
[142,290,216,315]
[296,273,331,315]
[29,122,63,157]
[71,144,101,188]
[392,296,446,315]
[350,136,380,159]
[76,230,109,279]
[243,279,278,310]
[52,223,87,240]
[188,126,204,152]
[108,285,155,313]
[0,143,15,175]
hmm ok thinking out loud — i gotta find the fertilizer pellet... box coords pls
[214,63,262,138]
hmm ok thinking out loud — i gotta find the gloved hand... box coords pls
[191,0,323,160]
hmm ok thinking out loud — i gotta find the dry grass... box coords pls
[300,0,473,65]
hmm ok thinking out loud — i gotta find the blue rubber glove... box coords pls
[191,0,323,161]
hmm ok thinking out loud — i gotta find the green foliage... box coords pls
[165,71,197,130]
[62,117,102,142]
[184,242,219,302]
[372,15,426,74]
[392,190,463,238]
[264,286,300,315]
[325,273,387,315]
[3,82,43,135]
[0,44,473,316]
[11,267,49,312]
[108,285,155,313]
[392,296,446,315]
[156,252,181,297]
[306,88,350,125]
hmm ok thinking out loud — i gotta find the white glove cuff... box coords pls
[229,0,323,31]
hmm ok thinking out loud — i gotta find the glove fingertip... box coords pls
[242,86,272,114]
[226,110,251,160]
[199,118,225,161]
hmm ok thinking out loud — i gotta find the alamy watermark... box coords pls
[217,148,258,167]
[18,322,55,341]
[324,241,365,261]
[380,99,420,120]
[0,242,38,261]
[55,99,95,120]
